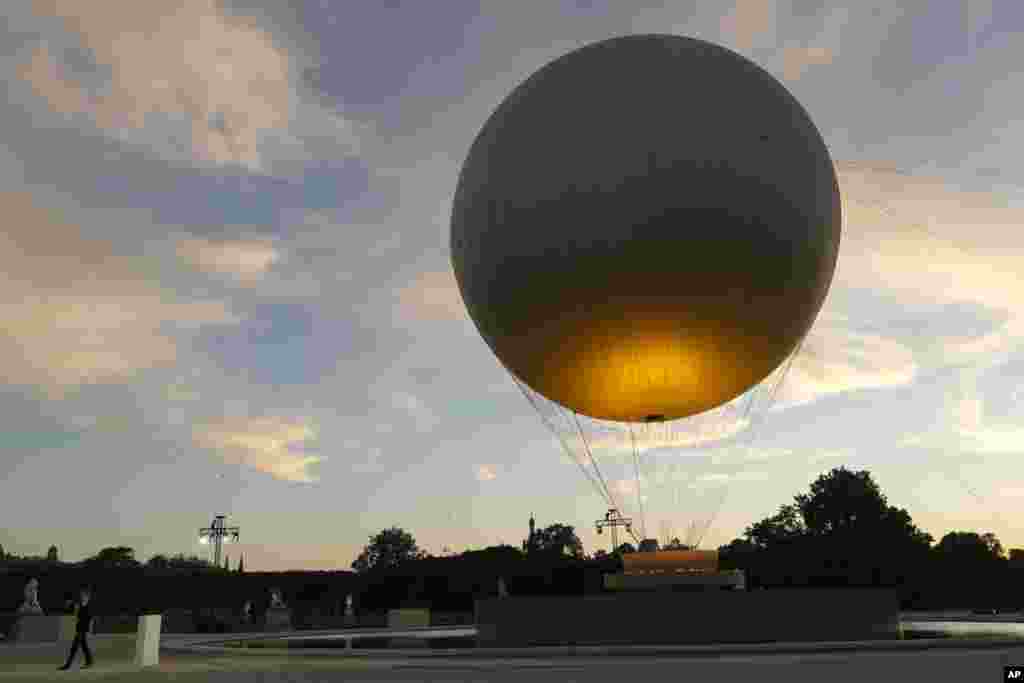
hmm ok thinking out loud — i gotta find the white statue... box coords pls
[17,578,43,615]
[344,594,354,617]
[269,587,286,609]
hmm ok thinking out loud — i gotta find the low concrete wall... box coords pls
[265,607,292,631]
[58,615,76,641]
[476,589,900,647]
[3,614,76,643]
[388,608,430,628]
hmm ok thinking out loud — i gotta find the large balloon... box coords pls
[451,34,841,422]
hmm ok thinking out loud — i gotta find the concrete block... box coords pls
[135,614,161,667]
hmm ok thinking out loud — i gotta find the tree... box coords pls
[351,527,427,573]
[146,553,212,570]
[718,538,758,567]
[85,546,140,569]
[795,467,887,536]
[744,504,805,549]
[0,544,4,559]
[238,554,245,573]
[460,544,523,564]
[981,533,1005,560]
[739,468,932,586]
[532,524,584,558]
[789,467,931,550]
[935,531,1005,564]
[166,553,214,570]
[46,545,59,562]
[146,554,170,570]
[613,542,636,555]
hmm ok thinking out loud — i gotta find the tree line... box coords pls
[4,467,1022,613]
[346,467,1024,609]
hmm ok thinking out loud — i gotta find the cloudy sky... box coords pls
[2,1,1023,570]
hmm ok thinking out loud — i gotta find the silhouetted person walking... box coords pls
[58,587,93,670]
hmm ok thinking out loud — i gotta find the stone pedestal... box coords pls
[135,615,161,667]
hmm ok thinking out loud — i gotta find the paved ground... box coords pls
[2,634,1024,682]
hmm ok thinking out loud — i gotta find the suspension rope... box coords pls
[629,424,647,540]
[512,377,610,506]
[570,410,620,512]
[696,340,803,548]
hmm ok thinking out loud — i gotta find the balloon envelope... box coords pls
[451,34,841,422]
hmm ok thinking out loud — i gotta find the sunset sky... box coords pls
[2,1,1023,571]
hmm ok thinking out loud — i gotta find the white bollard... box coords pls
[135,614,161,667]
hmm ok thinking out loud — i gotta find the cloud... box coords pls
[177,236,279,283]
[777,316,917,409]
[719,0,774,53]
[702,470,770,485]
[475,464,498,482]
[912,405,1024,458]
[957,424,1024,456]
[782,45,833,80]
[710,446,794,466]
[806,448,855,465]
[608,478,636,498]
[0,191,239,397]
[717,2,842,81]
[96,415,133,434]
[835,162,1024,368]
[20,0,365,173]
[164,382,201,402]
[391,391,440,433]
[780,5,848,81]
[836,163,1024,312]
[929,373,1024,456]
[763,162,1024,414]
[192,415,322,482]
[396,269,467,322]
[687,472,731,491]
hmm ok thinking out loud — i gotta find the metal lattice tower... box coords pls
[595,508,635,553]
[198,514,239,568]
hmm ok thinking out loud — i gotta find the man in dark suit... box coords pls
[58,587,93,670]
